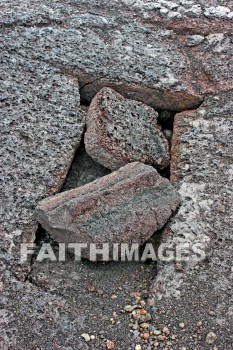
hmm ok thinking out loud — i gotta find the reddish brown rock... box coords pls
[85,88,170,171]
[35,162,180,259]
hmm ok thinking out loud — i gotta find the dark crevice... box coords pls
[79,77,103,105]
[34,223,47,246]
[26,224,59,281]
[157,109,176,131]
[158,165,170,179]
[24,224,46,282]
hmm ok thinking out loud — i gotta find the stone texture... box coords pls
[149,91,233,349]
[0,0,233,349]
[1,1,232,109]
[35,162,180,258]
[0,52,85,279]
[85,87,170,171]
[0,1,206,112]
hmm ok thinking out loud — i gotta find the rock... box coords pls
[206,331,217,344]
[162,326,170,335]
[35,162,180,259]
[179,322,185,329]
[140,300,146,307]
[0,52,85,279]
[163,129,173,144]
[124,305,138,313]
[85,88,170,171]
[142,333,150,340]
[106,340,115,349]
[154,330,161,336]
[149,91,233,348]
[1,1,232,349]
[81,333,91,342]
[135,345,142,350]
[0,3,204,112]
[132,308,152,323]
[157,335,165,341]
[140,323,150,329]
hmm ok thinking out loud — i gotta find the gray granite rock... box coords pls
[35,162,180,259]
[0,52,85,278]
[85,88,170,171]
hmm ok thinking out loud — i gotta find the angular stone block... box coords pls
[85,88,170,171]
[35,162,180,259]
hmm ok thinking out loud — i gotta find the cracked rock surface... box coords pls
[1,0,233,349]
[85,88,169,171]
[0,0,206,111]
[0,52,85,280]
[35,163,180,258]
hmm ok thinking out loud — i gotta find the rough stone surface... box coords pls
[85,87,170,171]
[149,91,233,349]
[1,0,233,349]
[1,0,231,109]
[35,163,180,258]
[0,1,208,112]
[0,51,85,279]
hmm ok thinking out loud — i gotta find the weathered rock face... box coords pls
[0,2,205,112]
[85,87,169,171]
[149,91,233,349]
[0,52,85,278]
[1,0,233,349]
[35,162,180,259]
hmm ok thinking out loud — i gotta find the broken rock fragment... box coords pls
[85,88,170,171]
[35,162,180,260]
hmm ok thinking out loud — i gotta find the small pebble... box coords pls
[140,300,146,307]
[140,322,150,329]
[133,330,140,338]
[208,310,216,316]
[106,339,115,349]
[154,330,161,335]
[163,129,172,142]
[81,333,91,342]
[135,345,142,350]
[206,331,217,344]
[142,332,150,340]
[179,322,185,328]
[157,335,165,341]
[132,324,139,330]
[162,326,170,335]
[124,305,137,312]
